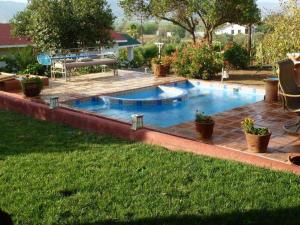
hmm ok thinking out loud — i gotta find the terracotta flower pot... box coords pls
[163,64,170,74]
[152,63,166,77]
[195,121,214,139]
[244,132,271,153]
[22,82,42,97]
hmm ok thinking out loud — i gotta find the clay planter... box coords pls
[22,82,42,97]
[163,64,170,74]
[195,121,214,139]
[152,63,166,77]
[244,132,271,153]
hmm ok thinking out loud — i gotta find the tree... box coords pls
[256,0,300,67]
[192,0,260,45]
[236,0,261,55]
[11,0,115,51]
[120,0,198,43]
[120,0,260,44]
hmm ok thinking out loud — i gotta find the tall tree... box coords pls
[120,0,198,43]
[192,0,260,44]
[236,0,261,56]
[120,0,261,45]
[257,0,300,67]
[11,0,115,51]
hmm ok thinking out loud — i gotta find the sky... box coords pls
[0,0,285,6]
[0,0,290,15]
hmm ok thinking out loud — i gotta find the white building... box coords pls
[215,23,248,36]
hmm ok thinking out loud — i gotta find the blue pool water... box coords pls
[70,81,264,128]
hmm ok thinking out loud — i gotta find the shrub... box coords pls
[224,43,250,69]
[142,43,158,65]
[241,118,270,136]
[256,1,300,67]
[0,47,36,73]
[162,43,177,56]
[133,47,144,67]
[172,42,223,80]
[20,63,46,76]
[195,111,214,123]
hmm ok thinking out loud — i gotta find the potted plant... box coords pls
[161,55,173,74]
[21,75,44,97]
[151,58,166,77]
[241,118,271,153]
[195,111,214,139]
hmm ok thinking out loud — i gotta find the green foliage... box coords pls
[162,43,177,56]
[11,0,115,51]
[195,111,214,124]
[143,22,159,35]
[0,47,36,73]
[172,42,223,80]
[241,118,270,136]
[1,110,300,225]
[133,47,145,67]
[127,23,140,39]
[256,1,300,67]
[224,43,250,69]
[120,0,260,44]
[143,43,158,65]
[117,48,145,69]
[20,63,47,76]
[20,75,44,90]
[74,65,106,75]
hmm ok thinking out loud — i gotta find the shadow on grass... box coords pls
[0,209,13,225]
[76,206,300,225]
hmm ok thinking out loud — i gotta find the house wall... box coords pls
[215,24,248,36]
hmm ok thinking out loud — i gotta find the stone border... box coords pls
[0,90,299,175]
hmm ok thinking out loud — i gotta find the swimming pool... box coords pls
[69,80,264,128]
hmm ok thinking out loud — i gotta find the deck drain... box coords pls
[289,155,300,166]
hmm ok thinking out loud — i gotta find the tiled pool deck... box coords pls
[41,70,186,102]
[163,101,299,163]
[4,70,300,171]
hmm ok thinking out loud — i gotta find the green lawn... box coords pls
[0,110,299,225]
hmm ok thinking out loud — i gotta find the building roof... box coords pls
[117,33,141,47]
[110,31,127,43]
[0,23,31,48]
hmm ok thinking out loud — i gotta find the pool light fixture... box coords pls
[131,114,144,130]
[49,96,59,109]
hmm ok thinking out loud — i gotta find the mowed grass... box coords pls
[0,110,300,225]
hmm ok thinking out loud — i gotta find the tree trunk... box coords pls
[247,24,252,57]
[191,32,196,44]
[205,28,213,45]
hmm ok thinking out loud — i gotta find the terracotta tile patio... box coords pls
[163,101,299,163]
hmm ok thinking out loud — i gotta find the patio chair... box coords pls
[278,59,300,134]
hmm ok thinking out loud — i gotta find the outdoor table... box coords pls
[264,77,279,103]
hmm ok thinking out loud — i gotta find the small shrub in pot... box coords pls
[241,118,271,153]
[151,58,166,77]
[195,111,214,139]
[21,75,44,97]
